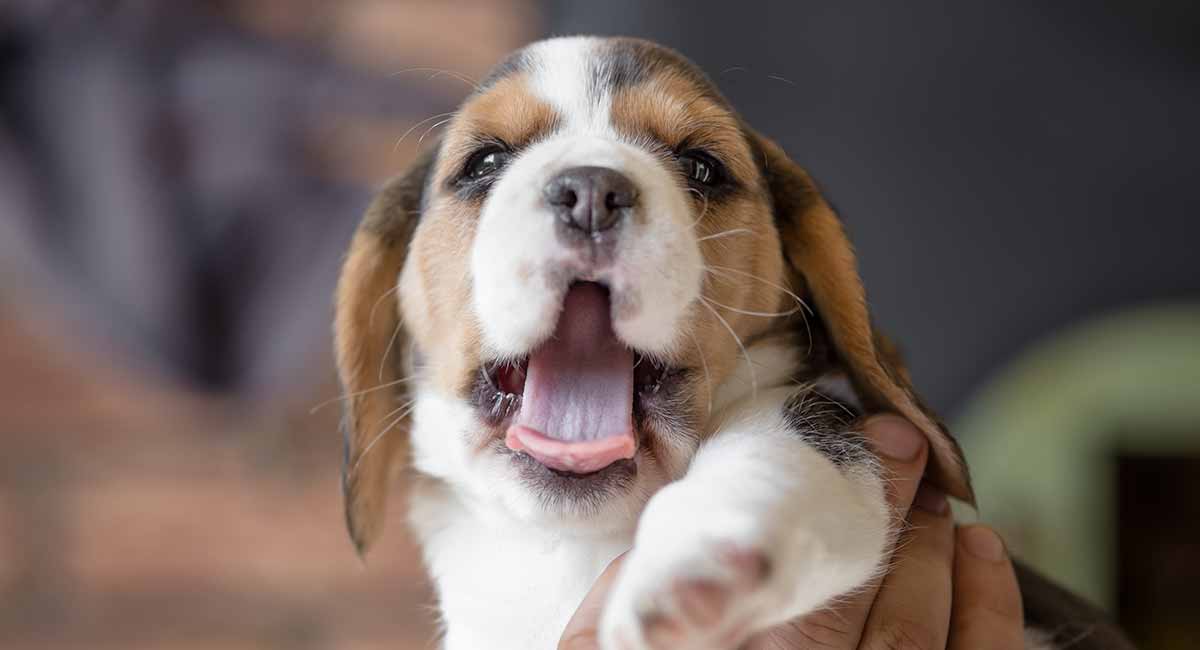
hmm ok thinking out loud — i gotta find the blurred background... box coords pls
[1,1,1197,648]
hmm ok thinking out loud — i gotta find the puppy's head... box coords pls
[336,37,971,552]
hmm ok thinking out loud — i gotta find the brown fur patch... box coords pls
[683,187,789,400]
[610,71,757,186]
[334,147,435,553]
[399,196,485,399]
[436,73,560,184]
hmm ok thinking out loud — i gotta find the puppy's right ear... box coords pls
[752,132,974,505]
[334,145,437,555]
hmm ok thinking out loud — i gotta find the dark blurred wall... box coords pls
[546,0,1200,415]
[0,1,523,403]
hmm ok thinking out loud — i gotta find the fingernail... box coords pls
[866,414,925,461]
[912,483,948,515]
[961,525,1006,562]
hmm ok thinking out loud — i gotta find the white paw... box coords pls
[596,486,791,650]
[600,538,776,650]
[598,467,888,650]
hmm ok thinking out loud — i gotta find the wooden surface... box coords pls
[0,313,439,649]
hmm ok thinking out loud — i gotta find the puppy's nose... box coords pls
[544,166,637,234]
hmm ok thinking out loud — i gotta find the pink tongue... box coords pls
[505,284,636,473]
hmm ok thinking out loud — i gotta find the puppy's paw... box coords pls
[599,541,774,650]
[596,480,803,650]
[597,474,888,650]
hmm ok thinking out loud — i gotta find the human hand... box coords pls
[559,415,1025,649]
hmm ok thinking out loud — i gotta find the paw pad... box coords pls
[610,544,772,650]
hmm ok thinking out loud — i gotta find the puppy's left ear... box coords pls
[753,133,974,505]
[334,145,437,555]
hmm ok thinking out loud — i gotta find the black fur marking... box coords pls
[782,388,869,467]
[362,141,439,244]
[591,39,653,96]
[477,49,530,91]
[584,37,729,110]
[602,38,724,101]
[1015,562,1137,650]
[744,131,820,232]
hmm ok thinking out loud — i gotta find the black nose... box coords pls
[543,166,637,234]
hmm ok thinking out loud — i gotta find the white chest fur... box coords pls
[411,484,634,650]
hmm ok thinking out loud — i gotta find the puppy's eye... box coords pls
[679,152,721,186]
[466,148,512,180]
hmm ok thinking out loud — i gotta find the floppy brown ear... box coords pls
[755,134,974,504]
[334,146,437,555]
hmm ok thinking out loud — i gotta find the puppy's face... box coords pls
[402,38,782,520]
[336,37,970,551]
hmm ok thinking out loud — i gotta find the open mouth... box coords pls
[477,282,669,475]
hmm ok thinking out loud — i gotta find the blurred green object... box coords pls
[954,303,1200,609]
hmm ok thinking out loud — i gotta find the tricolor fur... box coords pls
[333,36,1119,650]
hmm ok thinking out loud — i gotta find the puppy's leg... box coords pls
[599,385,892,650]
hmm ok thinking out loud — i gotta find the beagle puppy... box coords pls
[334,36,1130,650]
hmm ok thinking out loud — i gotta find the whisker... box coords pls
[367,283,401,328]
[700,295,802,318]
[686,187,710,227]
[418,117,455,146]
[698,297,757,399]
[309,376,416,414]
[378,317,404,382]
[705,264,812,315]
[390,67,481,91]
[705,263,814,357]
[697,228,754,242]
[384,400,417,433]
[394,111,457,153]
[349,400,417,477]
[371,398,415,431]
